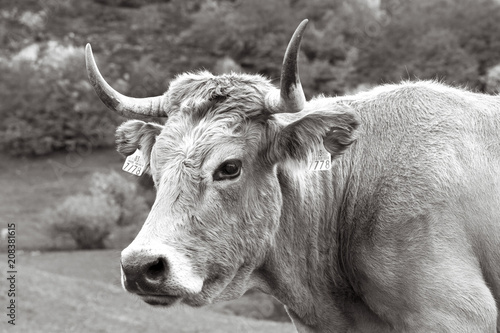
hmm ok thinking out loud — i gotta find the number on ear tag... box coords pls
[309,147,331,171]
[122,149,145,176]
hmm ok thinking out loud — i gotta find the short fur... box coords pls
[117,73,500,333]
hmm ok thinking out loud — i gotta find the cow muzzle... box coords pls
[120,243,203,306]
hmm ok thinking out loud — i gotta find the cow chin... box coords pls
[181,264,256,308]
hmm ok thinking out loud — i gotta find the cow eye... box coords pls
[213,159,241,181]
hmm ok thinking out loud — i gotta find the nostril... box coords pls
[145,257,167,280]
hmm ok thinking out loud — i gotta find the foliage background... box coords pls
[2,0,500,156]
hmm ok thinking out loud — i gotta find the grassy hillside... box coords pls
[0,250,294,333]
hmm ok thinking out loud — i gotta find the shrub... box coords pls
[402,28,477,84]
[48,170,151,250]
[0,41,119,156]
[179,0,374,96]
[88,170,150,226]
[50,193,120,250]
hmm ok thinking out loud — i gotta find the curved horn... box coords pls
[267,19,308,114]
[85,44,165,119]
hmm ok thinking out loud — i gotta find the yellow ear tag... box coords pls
[309,146,331,171]
[122,149,146,176]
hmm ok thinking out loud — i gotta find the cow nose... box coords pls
[120,242,204,297]
[121,252,170,293]
[144,257,167,280]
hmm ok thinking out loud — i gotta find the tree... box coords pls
[354,0,500,91]
[179,0,375,95]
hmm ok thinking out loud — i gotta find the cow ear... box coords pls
[267,104,359,165]
[115,120,164,168]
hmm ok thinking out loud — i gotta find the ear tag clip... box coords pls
[309,146,331,171]
[122,149,145,176]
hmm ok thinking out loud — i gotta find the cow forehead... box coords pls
[152,108,264,176]
[166,71,275,108]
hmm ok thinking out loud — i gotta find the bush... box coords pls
[354,0,500,91]
[0,41,119,156]
[88,170,150,226]
[50,193,120,250]
[48,170,151,250]
[402,28,477,84]
[179,0,375,96]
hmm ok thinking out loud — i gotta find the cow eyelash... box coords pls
[213,159,242,181]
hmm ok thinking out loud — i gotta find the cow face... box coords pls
[114,79,358,307]
[84,20,359,307]
[116,81,283,306]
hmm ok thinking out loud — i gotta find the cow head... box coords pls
[85,20,359,307]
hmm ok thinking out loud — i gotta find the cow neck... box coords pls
[254,158,357,332]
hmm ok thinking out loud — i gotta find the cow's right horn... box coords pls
[85,44,166,119]
[266,19,308,114]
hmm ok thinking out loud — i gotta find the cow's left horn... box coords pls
[85,44,166,119]
[266,19,308,114]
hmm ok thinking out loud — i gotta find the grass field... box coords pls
[0,149,292,332]
[0,250,294,333]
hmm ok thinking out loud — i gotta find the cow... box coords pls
[85,19,500,332]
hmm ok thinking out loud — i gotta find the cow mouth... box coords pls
[137,294,182,307]
[130,269,243,308]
